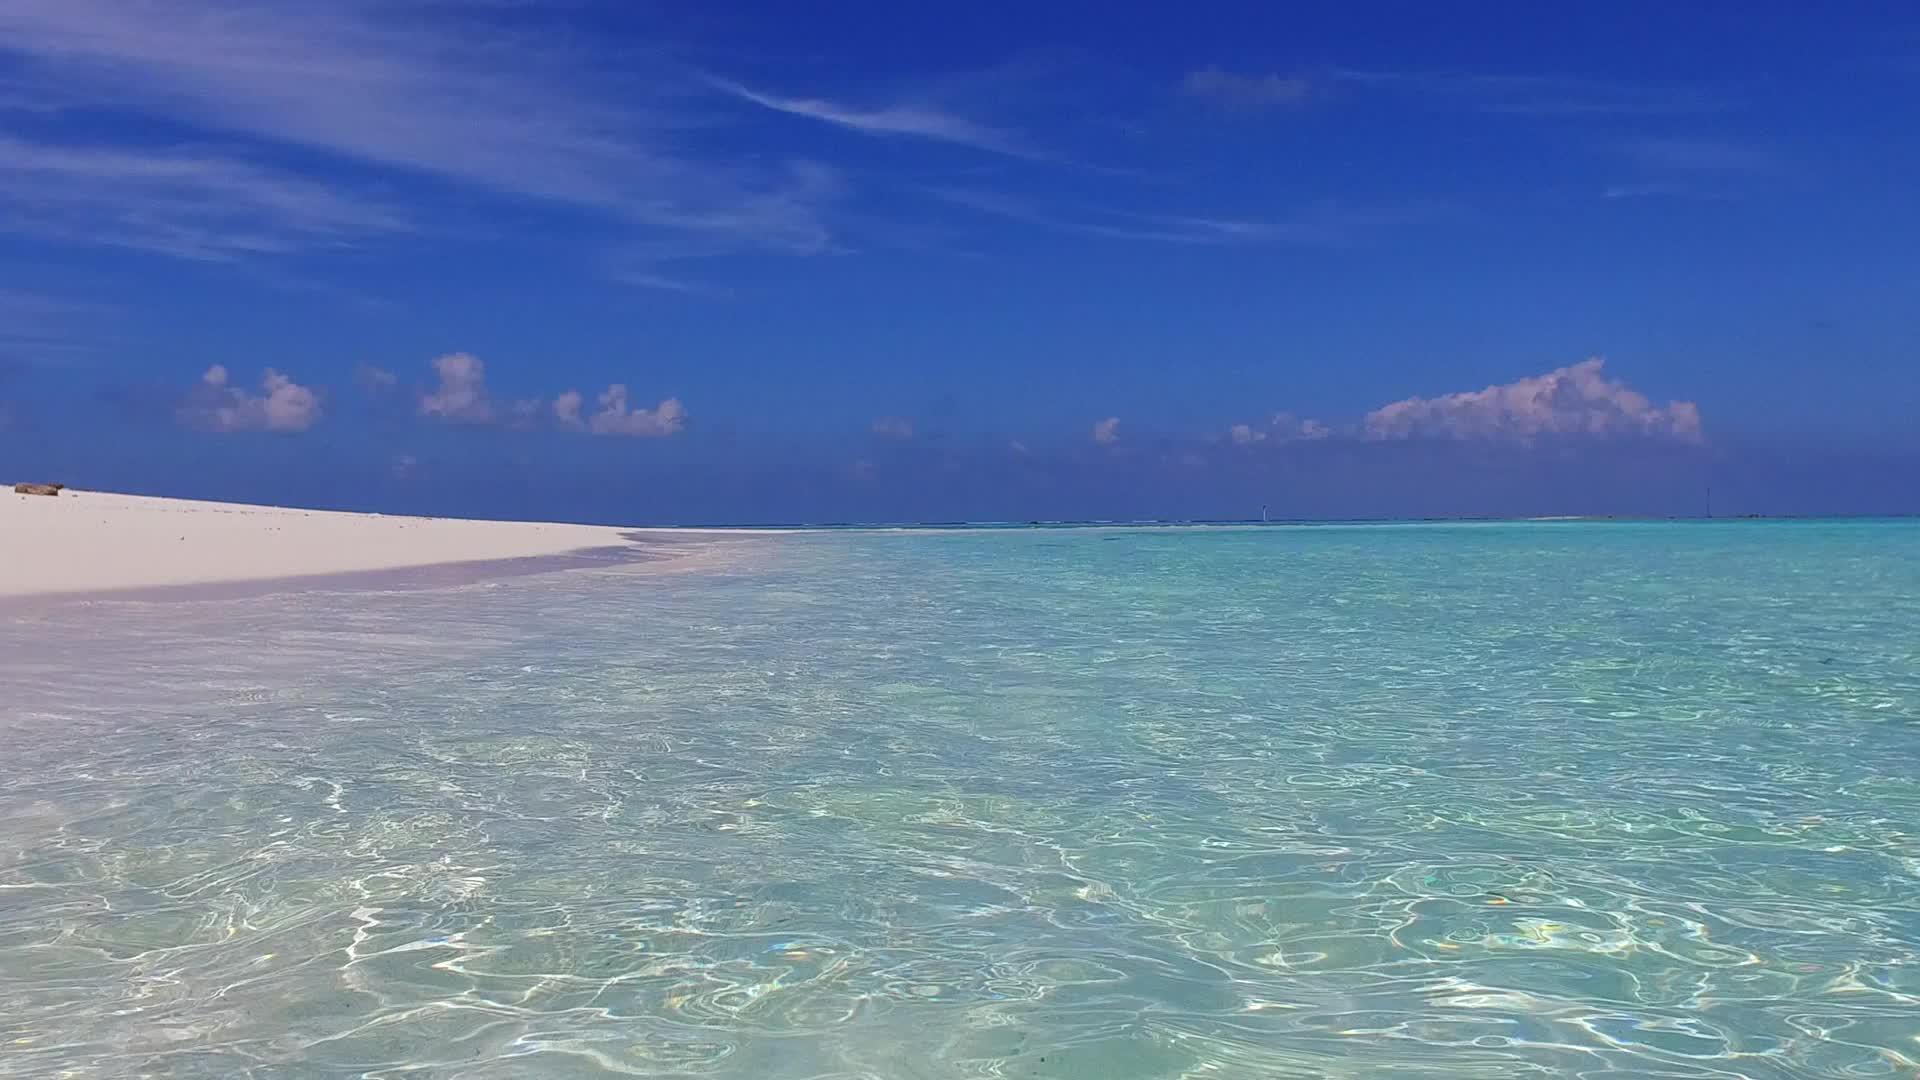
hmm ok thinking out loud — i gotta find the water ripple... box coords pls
[3,521,1918,1077]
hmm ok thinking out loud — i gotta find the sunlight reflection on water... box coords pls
[2,521,1918,1078]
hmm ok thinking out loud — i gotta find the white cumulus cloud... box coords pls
[871,416,914,439]
[179,364,322,431]
[557,384,687,438]
[1363,357,1701,443]
[1228,412,1330,445]
[417,352,493,423]
[417,355,685,437]
[1092,416,1121,445]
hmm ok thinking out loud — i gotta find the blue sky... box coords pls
[1,1,1915,523]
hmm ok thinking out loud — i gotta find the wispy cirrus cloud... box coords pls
[927,188,1395,247]
[1597,138,1778,202]
[0,288,98,330]
[1092,416,1121,445]
[871,416,915,439]
[1181,67,1312,109]
[1334,69,1730,117]
[0,0,843,259]
[1616,137,1778,175]
[708,77,1039,159]
[0,135,407,260]
[353,362,398,394]
[1600,181,1735,202]
[0,287,118,362]
[608,268,735,297]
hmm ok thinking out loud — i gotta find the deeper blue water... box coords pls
[3,521,1918,1078]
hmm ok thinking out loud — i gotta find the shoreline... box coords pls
[0,489,758,602]
[11,488,1905,603]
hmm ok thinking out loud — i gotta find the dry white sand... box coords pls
[0,489,687,598]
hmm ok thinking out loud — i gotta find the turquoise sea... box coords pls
[3,521,1919,1078]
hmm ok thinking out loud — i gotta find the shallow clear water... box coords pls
[3,521,1919,1078]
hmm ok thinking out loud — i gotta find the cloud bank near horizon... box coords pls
[1363,358,1701,443]
[169,354,1695,454]
[1201,357,1699,451]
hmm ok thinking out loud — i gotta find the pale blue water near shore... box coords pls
[3,521,1919,1078]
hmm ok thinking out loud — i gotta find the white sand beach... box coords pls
[0,488,679,598]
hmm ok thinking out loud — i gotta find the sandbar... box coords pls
[0,489,724,599]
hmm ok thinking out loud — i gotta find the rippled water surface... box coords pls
[4,521,1920,1078]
